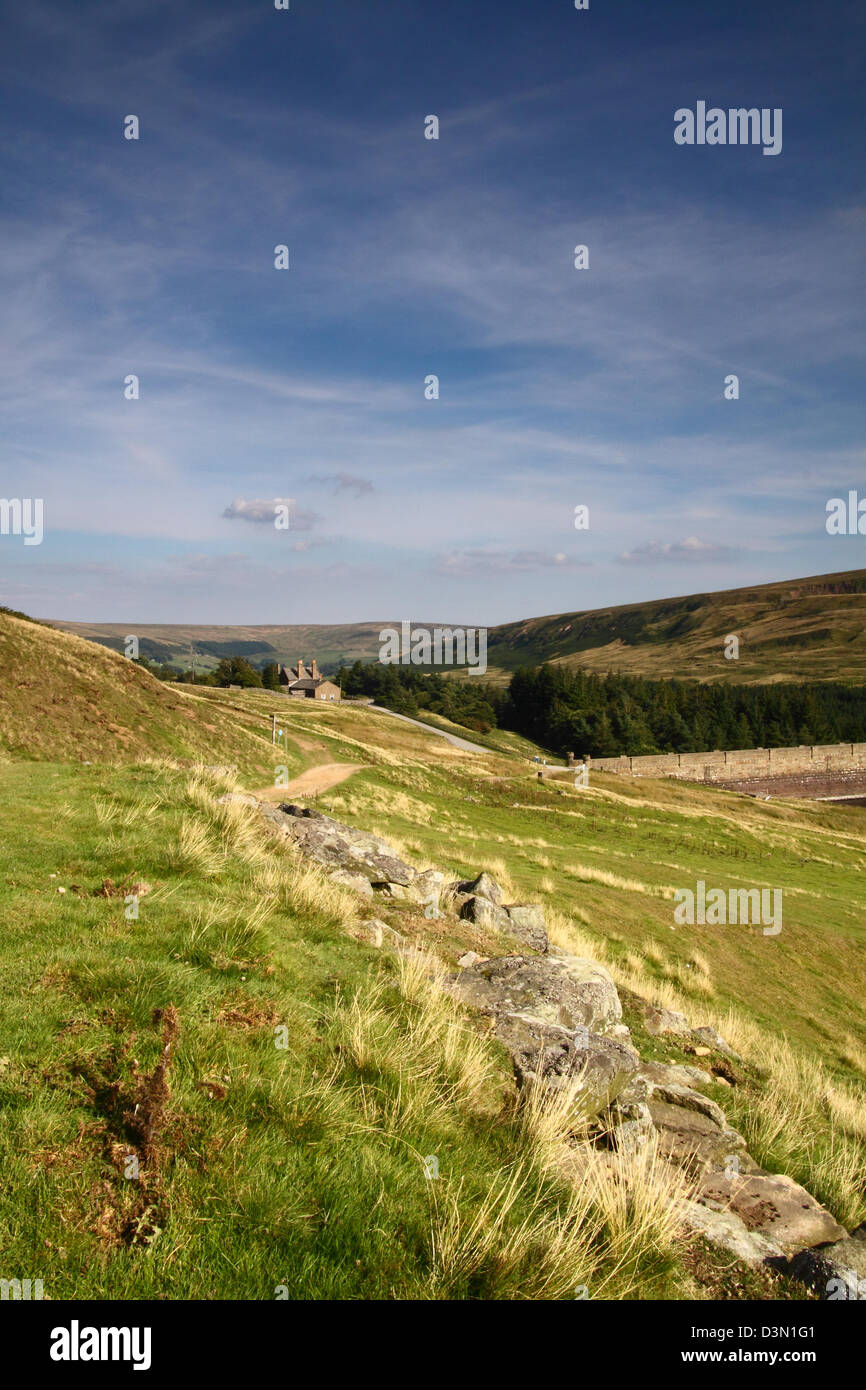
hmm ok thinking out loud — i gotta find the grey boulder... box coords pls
[504,904,549,953]
[276,804,418,888]
[446,954,623,1035]
[455,872,504,905]
[495,1014,639,1120]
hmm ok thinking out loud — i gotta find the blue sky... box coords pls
[1,0,864,624]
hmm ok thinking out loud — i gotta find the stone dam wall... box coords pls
[586,742,866,789]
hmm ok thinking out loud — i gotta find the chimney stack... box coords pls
[311,658,318,678]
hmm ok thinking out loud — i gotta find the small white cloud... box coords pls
[222,497,320,531]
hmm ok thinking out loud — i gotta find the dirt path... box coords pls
[254,762,362,802]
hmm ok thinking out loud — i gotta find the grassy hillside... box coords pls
[483,569,866,685]
[0,611,276,775]
[50,568,866,685]
[1,637,865,1299]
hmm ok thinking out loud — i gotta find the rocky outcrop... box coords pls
[496,1015,639,1119]
[455,872,505,905]
[447,954,623,1034]
[504,904,549,953]
[683,1172,848,1268]
[459,895,512,932]
[246,794,855,1290]
[265,804,421,895]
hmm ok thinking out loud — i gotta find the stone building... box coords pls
[278,658,341,702]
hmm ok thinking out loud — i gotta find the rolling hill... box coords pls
[50,568,866,685]
[483,568,866,684]
[0,609,275,773]
[1,605,865,1301]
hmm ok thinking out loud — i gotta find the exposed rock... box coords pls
[691,1025,739,1059]
[275,805,418,888]
[679,1200,785,1266]
[615,1073,652,1107]
[647,1096,750,1176]
[373,881,414,901]
[694,1171,847,1259]
[456,872,504,905]
[606,1097,655,1156]
[639,1060,713,1090]
[327,868,374,897]
[216,793,260,808]
[448,891,475,915]
[446,954,623,1035]
[459,895,512,932]
[504,904,549,953]
[414,869,445,908]
[496,1015,638,1120]
[357,919,405,949]
[641,1004,692,1037]
[649,1082,730,1128]
[457,950,484,968]
[788,1225,866,1298]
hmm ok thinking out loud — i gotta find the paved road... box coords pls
[367,704,492,754]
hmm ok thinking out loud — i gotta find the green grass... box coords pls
[0,759,702,1300]
[0,611,278,773]
[2,674,863,1299]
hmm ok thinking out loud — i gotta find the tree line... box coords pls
[133,649,866,757]
[336,659,866,756]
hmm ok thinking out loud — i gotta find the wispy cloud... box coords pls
[1,1,862,621]
[434,549,591,576]
[619,537,736,565]
[307,472,374,496]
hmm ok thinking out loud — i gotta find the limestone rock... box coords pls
[495,1014,638,1120]
[455,872,504,905]
[504,904,549,953]
[695,1171,847,1259]
[446,954,623,1035]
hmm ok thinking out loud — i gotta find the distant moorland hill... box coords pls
[49,567,866,685]
[482,569,866,685]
